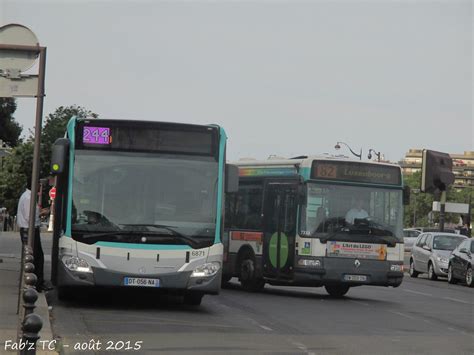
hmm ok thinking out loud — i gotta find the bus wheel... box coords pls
[325,284,350,297]
[184,292,204,306]
[240,256,265,292]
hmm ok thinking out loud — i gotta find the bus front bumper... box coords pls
[292,257,404,287]
[57,262,222,294]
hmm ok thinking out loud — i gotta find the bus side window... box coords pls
[227,183,263,230]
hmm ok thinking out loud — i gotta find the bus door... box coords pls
[262,182,298,280]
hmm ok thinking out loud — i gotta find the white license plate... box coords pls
[124,277,160,287]
[344,274,367,282]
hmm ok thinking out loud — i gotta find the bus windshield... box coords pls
[299,182,403,244]
[70,150,218,246]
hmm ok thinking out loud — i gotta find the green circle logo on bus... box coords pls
[269,232,289,269]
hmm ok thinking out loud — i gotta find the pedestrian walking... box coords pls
[16,177,51,292]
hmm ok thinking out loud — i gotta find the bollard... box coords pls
[22,288,38,317]
[24,273,38,289]
[21,313,43,355]
[24,254,34,264]
[24,262,35,275]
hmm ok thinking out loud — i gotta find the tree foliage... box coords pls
[0,105,98,214]
[403,171,473,229]
[0,98,22,147]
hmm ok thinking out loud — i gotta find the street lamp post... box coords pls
[367,148,382,162]
[334,141,362,160]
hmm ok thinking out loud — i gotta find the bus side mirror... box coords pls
[225,164,239,193]
[403,186,410,205]
[50,138,70,175]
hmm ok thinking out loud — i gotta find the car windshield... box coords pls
[70,150,218,246]
[299,182,403,244]
[432,235,465,251]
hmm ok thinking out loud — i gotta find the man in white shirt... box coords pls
[17,177,50,292]
[345,198,369,225]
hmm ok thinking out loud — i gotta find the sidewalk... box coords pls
[0,231,57,354]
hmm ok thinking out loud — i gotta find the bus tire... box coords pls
[184,292,204,306]
[239,253,265,292]
[325,284,350,298]
[409,259,419,278]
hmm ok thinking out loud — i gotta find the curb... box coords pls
[36,291,58,354]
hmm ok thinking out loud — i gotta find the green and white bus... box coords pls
[50,117,237,305]
[223,156,407,297]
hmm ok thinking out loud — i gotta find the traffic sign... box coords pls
[49,187,56,200]
[0,24,39,72]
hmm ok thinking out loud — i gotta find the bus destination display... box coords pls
[83,126,111,145]
[311,161,401,185]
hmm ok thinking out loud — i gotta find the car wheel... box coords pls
[325,284,350,298]
[466,266,474,288]
[409,259,419,278]
[428,262,438,281]
[447,264,457,284]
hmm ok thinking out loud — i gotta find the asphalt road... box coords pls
[1,232,472,355]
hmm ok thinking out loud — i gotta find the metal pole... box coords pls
[26,47,46,251]
[439,190,446,232]
[413,194,416,227]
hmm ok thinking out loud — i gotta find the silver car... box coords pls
[403,228,421,252]
[409,232,467,280]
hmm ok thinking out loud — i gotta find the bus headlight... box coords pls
[62,256,93,273]
[297,259,322,268]
[390,264,403,272]
[191,262,220,278]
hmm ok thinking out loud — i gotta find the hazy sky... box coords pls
[1,0,472,162]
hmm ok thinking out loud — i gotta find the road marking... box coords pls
[349,300,369,306]
[403,289,432,297]
[259,324,273,331]
[443,297,472,305]
[389,310,415,320]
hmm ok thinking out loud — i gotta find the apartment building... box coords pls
[399,149,474,188]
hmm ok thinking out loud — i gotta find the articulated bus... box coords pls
[50,117,237,305]
[223,156,407,297]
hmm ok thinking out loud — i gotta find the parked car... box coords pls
[403,229,421,252]
[448,238,474,287]
[409,232,468,280]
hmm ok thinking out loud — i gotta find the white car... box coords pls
[403,229,421,252]
[409,232,467,280]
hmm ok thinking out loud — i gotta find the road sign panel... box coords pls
[49,187,56,200]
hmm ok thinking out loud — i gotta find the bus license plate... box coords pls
[124,277,160,287]
[344,274,367,282]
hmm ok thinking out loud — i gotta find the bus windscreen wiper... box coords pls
[119,224,203,248]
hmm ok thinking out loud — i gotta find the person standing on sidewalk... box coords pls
[16,177,51,292]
